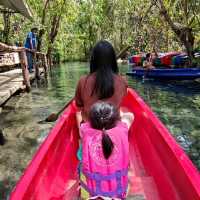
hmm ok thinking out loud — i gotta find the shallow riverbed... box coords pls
[0,62,199,199]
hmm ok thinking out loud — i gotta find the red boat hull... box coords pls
[10,89,200,200]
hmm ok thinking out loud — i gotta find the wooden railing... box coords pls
[0,42,48,92]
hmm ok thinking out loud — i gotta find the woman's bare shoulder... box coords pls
[114,74,127,82]
[79,74,88,81]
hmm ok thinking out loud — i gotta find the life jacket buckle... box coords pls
[93,172,101,181]
[115,170,122,180]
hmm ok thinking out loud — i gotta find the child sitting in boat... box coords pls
[143,53,155,70]
[79,102,134,200]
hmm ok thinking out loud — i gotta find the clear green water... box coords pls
[0,62,199,199]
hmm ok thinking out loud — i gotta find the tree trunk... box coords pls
[83,40,87,60]
[166,25,169,52]
[180,27,194,62]
[47,47,52,67]
[117,46,132,59]
[157,0,194,65]
[37,0,51,51]
[47,14,62,66]
[88,23,94,58]
[3,12,11,44]
[120,27,124,50]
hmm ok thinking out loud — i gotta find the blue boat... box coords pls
[126,68,200,80]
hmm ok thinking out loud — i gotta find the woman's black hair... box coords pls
[90,40,119,99]
[89,102,120,159]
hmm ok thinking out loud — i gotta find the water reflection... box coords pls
[0,63,89,199]
[126,73,200,170]
[0,62,199,199]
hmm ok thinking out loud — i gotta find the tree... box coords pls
[2,11,11,44]
[156,0,199,64]
[0,0,199,63]
[37,0,51,51]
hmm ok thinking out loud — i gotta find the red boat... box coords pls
[160,51,181,66]
[10,89,200,200]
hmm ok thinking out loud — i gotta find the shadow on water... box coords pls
[127,74,200,169]
[148,80,200,96]
[0,178,15,200]
[128,75,200,95]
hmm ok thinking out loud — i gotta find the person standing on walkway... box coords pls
[24,27,38,73]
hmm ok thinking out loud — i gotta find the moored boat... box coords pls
[10,88,200,200]
[128,51,200,68]
[127,67,200,80]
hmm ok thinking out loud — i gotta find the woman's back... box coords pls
[75,40,127,121]
[75,73,127,120]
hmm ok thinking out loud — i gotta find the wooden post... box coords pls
[34,52,40,80]
[0,129,6,145]
[43,54,48,77]
[19,50,31,92]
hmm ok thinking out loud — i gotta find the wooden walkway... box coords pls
[0,42,48,112]
[0,68,44,109]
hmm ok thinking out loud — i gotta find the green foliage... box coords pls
[0,0,200,61]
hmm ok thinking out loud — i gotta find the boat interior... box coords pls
[10,89,200,200]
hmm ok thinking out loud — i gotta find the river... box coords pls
[0,62,200,199]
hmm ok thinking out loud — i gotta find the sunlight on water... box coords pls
[0,62,199,199]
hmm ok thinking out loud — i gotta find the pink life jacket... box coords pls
[80,121,129,199]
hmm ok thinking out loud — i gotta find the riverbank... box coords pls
[0,68,45,109]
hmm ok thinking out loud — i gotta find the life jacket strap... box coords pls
[80,168,128,198]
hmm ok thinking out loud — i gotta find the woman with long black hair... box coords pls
[75,40,128,122]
